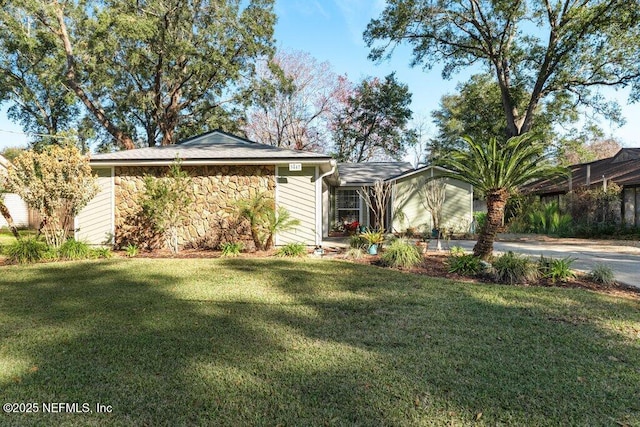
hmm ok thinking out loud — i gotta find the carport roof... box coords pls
[336,162,414,186]
[524,148,640,194]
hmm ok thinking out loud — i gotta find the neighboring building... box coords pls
[0,155,29,228]
[76,130,474,247]
[523,148,640,226]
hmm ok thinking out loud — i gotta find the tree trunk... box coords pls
[53,1,136,150]
[0,200,21,240]
[473,189,509,260]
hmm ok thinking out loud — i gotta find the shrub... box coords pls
[589,264,615,285]
[447,254,484,276]
[449,245,465,256]
[5,238,49,264]
[140,158,192,253]
[537,255,576,283]
[343,247,364,260]
[59,238,93,260]
[125,244,139,257]
[473,212,487,232]
[491,252,539,284]
[220,242,243,257]
[380,239,422,269]
[349,234,368,250]
[5,145,99,248]
[92,247,113,259]
[275,243,307,257]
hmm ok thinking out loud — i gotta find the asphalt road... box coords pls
[452,239,640,288]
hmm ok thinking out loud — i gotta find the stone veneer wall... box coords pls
[114,165,275,250]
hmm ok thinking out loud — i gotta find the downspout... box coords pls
[316,160,337,245]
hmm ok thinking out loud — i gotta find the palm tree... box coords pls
[435,134,564,260]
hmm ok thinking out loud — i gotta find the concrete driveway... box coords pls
[452,239,640,288]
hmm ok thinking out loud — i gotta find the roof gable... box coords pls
[612,148,640,163]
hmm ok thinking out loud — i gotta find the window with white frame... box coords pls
[335,189,360,224]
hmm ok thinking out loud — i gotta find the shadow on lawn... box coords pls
[0,258,638,425]
[0,259,388,425]
[221,258,640,425]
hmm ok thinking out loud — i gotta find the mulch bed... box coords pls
[3,246,637,299]
[351,252,640,300]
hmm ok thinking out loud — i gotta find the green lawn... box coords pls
[0,229,35,245]
[0,258,638,426]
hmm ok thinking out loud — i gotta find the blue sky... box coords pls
[1,0,639,151]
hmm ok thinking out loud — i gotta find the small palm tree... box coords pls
[236,193,300,250]
[435,134,565,260]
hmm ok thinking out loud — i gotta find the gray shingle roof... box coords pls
[337,162,414,185]
[90,130,332,163]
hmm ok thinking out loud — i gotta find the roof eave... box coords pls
[89,157,334,167]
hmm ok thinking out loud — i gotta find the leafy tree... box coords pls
[431,74,555,156]
[244,50,348,152]
[4,144,99,247]
[1,147,25,163]
[140,160,192,253]
[1,0,276,150]
[365,0,640,139]
[0,9,80,146]
[331,73,414,162]
[435,134,564,260]
[560,135,622,165]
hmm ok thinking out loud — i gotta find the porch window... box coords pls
[335,189,360,224]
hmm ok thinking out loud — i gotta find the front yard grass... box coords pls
[0,258,638,426]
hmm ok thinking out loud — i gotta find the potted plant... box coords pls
[361,228,385,255]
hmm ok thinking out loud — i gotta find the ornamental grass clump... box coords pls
[589,264,615,285]
[537,255,576,283]
[220,242,243,257]
[5,238,49,264]
[380,239,422,269]
[275,242,307,257]
[491,251,539,284]
[59,238,93,260]
[446,253,484,276]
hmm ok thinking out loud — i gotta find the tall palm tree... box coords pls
[435,134,564,260]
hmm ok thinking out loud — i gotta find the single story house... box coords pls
[0,155,29,229]
[523,148,640,226]
[76,130,473,248]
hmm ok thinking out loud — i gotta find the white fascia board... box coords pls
[90,159,333,168]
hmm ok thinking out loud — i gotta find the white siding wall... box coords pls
[75,168,114,245]
[0,194,29,228]
[276,166,317,245]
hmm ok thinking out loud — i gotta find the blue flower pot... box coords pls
[368,244,378,255]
